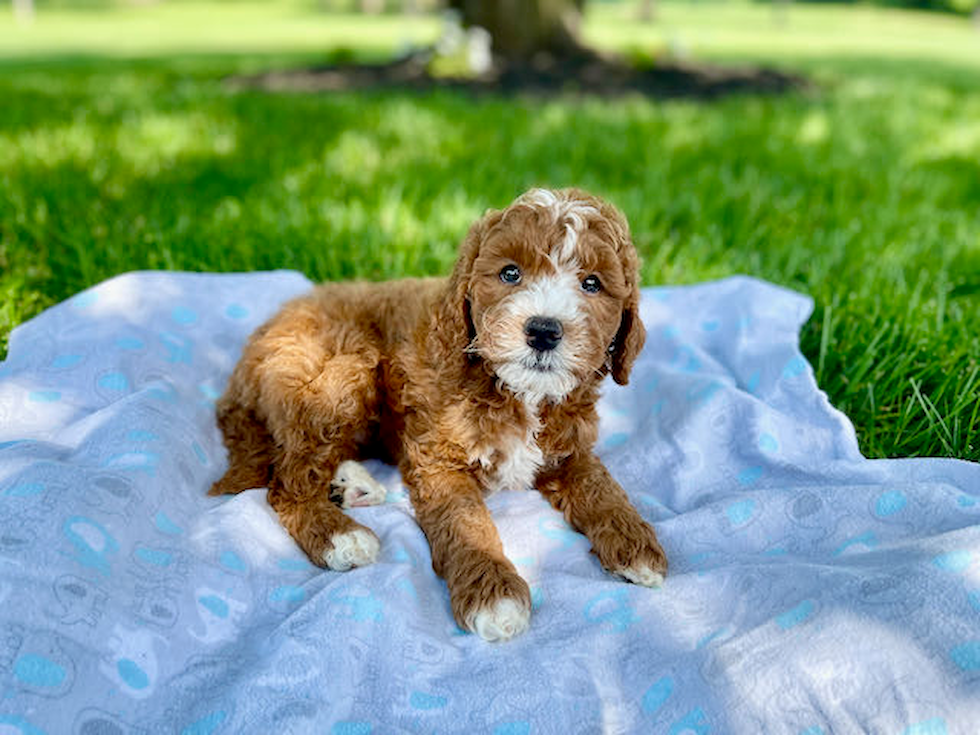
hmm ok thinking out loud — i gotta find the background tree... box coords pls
[446,0,588,64]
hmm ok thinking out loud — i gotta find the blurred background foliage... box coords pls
[11,0,980,15]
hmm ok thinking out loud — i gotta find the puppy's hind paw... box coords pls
[322,527,380,571]
[330,460,387,508]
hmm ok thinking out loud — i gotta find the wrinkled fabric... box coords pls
[0,271,977,735]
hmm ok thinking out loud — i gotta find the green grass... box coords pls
[1,1,978,461]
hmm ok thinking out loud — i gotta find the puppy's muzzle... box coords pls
[525,316,563,352]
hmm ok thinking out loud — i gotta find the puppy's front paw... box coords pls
[616,561,665,588]
[593,515,668,588]
[453,561,532,642]
[471,596,531,642]
[322,526,380,571]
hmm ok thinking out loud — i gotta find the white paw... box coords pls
[469,597,531,642]
[616,563,665,588]
[322,527,380,571]
[331,460,387,508]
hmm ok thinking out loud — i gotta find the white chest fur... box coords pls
[481,406,544,494]
[487,432,544,494]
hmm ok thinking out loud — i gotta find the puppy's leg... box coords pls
[537,453,667,587]
[269,467,380,571]
[409,471,531,641]
[267,424,380,570]
[263,351,383,569]
[210,397,274,496]
[248,301,383,570]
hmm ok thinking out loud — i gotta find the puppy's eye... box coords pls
[499,264,522,285]
[581,275,602,294]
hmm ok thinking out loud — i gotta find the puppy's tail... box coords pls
[208,401,274,496]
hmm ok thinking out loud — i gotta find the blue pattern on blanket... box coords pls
[0,270,978,733]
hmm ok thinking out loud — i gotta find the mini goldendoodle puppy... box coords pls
[210,188,668,641]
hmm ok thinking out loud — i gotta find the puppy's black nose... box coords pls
[525,316,563,352]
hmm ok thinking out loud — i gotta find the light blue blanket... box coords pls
[1,271,978,734]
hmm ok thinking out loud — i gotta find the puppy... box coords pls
[210,188,668,641]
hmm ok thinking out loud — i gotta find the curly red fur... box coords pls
[211,188,667,640]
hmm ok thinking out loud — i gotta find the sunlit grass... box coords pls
[3,1,978,71]
[0,3,439,60]
[0,1,978,461]
[587,1,980,70]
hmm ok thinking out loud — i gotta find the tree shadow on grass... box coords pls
[231,50,807,101]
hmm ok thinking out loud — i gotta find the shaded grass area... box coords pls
[1,3,978,461]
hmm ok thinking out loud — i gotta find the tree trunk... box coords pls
[447,0,587,63]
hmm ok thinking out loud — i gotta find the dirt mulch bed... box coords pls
[228,51,808,100]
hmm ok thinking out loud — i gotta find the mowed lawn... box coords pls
[0,1,978,461]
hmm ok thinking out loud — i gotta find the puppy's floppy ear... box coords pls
[611,286,646,385]
[432,206,503,356]
[604,204,646,386]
